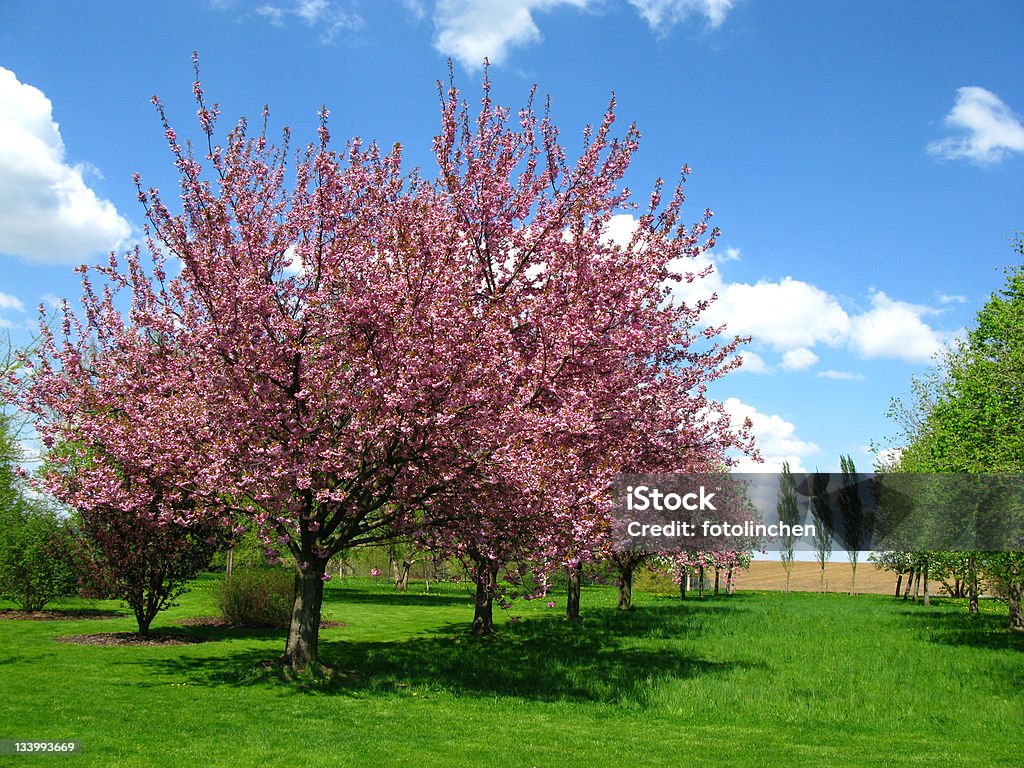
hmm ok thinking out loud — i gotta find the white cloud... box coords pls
[848,290,949,363]
[667,251,952,364]
[433,0,731,70]
[874,446,904,471]
[0,291,25,312]
[434,0,587,69]
[403,0,428,21]
[40,293,63,309]
[717,245,741,262]
[780,347,818,372]
[927,86,1024,164]
[0,68,131,264]
[723,397,819,473]
[704,276,852,351]
[628,0,733,32]
[256,0,363,42]
[817,370,864,381]
[936,292,967,304]
[735,350,768,374]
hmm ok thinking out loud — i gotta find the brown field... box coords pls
[732,559,898,595]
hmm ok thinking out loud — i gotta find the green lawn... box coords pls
[1,576,1021,767]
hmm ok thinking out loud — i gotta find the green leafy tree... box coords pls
[809,470,833,591]
[884,236,1024,630]
[777,461,800,593]
[837,454,867,594]
[0,414,78,611]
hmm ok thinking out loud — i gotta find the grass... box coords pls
[0,575,1021,767]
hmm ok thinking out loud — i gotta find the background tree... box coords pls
[777,461,800,593]
[0,410,79,612]
[882,236,1023,629]
[809,470,833,592]
[837,454,867,594]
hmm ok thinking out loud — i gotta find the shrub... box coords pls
[216,568,294,627]
[0,504,79,611]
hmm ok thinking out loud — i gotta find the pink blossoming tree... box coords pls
[15,59,751,669]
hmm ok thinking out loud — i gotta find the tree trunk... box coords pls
[894,573,903,599]
[698,565,705,598]
[226,547,234,581]
[1008,580,1023,632]
[679,568,687,600]
[923,563,930,606]
[617,561,634,610]
[395,560,412,591]
[713,568,720,596]
[903,568,914,600]
[727,567,735,596]
[566,562,582,621]
[283,562,326,671]
[912,569,921,601]
[850,561,858,595]
[968,553,979,615]
[134,608,154,638]
[471,556,496,635]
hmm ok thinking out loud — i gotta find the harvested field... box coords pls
[733,559,899,595]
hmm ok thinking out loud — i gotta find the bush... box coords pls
[216,568,294,627]
[0,504,79,611]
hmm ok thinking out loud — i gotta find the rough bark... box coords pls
[679,568,687,600]
[395,560,413,591]
[713,569,720,596]
[903,568,914,600]
[470,555,497,635]
[283,562,326,671]
[894,573,902,600]
[471,573,495,635]
[923,563,930,606]
[1009,580,1023,632]
[617,561,634,610]
[968,553,980,615]
[566,562,582,621]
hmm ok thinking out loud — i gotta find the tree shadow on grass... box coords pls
[896,606,1024,652]
[130,604,758,705]
[322,586,473,609]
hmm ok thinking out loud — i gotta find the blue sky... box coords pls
[1,0,1022,474]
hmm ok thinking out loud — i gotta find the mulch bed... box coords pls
[55,632,211,646]
[0,609,125,621]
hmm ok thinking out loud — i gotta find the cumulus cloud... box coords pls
[848,290,949,363]
[927,86,1024,164]
[433,0,732,69]
[0,68,131,264]
[735,350,769,374]
[817,370,864,381]
[628,0,733,32]
[434,0,588,69]
[723,397,819,473]
[703,276,852,351]
[780,347,818,372]
[255,0,363,42]
[0,290,26,312]
[666,246,953,365]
